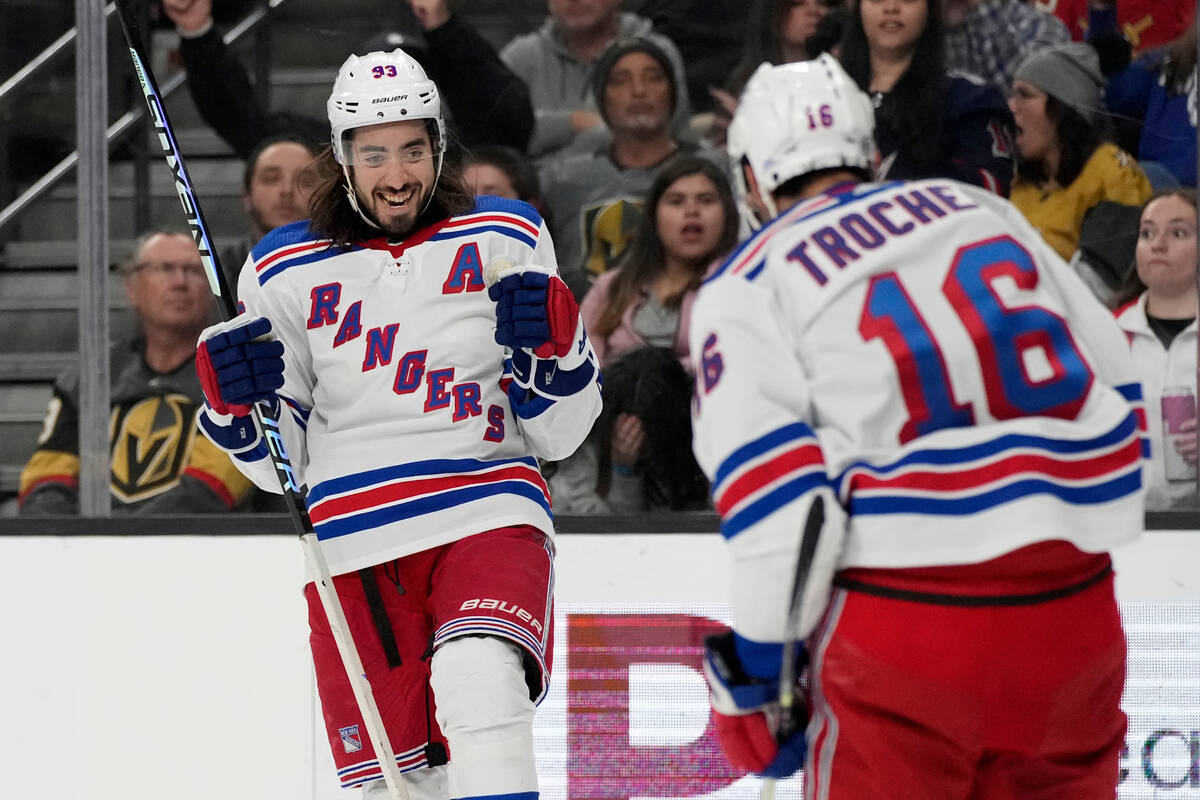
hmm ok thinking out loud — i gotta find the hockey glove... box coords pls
[195,316,285,417]
[702,629,809,779]
[488,267,580,359]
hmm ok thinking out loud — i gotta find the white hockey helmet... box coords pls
[328,48,446,164]
[327,48,446,229]
[728,54,875,225]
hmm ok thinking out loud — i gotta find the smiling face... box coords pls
[860,0,927,59]
[655,173,727,267]
[1007,81,1057,163]
[1137,195,1198,298]
[603,51,673,138]
[347,119,438,237]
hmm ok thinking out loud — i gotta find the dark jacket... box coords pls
[874,73,1016,197]
[177,15,534,158]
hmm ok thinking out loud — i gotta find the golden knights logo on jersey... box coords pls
[20,389,203,506]
[109,393,199,502]
[580,196,643,277]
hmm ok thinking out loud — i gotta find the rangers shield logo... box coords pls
[339,724,363,753]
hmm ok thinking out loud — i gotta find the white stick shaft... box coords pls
[302,533,411,800]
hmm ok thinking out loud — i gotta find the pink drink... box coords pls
[1161,387,1196,481]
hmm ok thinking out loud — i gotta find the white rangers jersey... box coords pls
[690,179,1146,644]
[200,196,602,575]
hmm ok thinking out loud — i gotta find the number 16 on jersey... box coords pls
[859,236,1094,444]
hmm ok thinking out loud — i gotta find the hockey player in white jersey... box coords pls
[192,49,601,800]
[695,55,1145,797]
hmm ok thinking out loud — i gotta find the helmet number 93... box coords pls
[371,65,399,79]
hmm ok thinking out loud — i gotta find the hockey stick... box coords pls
[111,5,410,798]
[761,495,825,800]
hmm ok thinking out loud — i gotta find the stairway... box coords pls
[0,0,547,506]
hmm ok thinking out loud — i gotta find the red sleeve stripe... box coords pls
[254,239,333,274]
[714,443,825,517]
[18,474,78,503]
[442,212,540,238]
[183,467,237,509]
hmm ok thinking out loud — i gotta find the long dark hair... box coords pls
[1014,95,1106,188]
[594,156,738,339]
[726,0,845,97]
[307,126,474,246]
[593,347,710,510]
[838,0,947,166]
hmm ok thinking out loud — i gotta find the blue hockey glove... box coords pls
[702,629,809,779]
[487,266,580,359]
[196,316,285,416]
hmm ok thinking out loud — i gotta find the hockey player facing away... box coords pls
[695,55,1145,797]
[193,49,601,800]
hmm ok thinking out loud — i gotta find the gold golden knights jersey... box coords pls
[19,337,254,513]
[199,197,602,575]
[690,179,1146,644]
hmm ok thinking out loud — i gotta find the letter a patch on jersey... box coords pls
[339,724,363,753]
[442,243,486,293]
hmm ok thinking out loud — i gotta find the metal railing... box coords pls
[0,0,285,237]
[0,3,116,106]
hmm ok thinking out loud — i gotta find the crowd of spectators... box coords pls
[501,0,693,161]
[540,35,720,294]
[11,0,1199,516]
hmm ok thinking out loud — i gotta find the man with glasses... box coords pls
[18,230,253,514]
[192,49,600,800]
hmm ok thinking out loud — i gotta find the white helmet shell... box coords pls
[327,49,446,165]
[728,55,875,218]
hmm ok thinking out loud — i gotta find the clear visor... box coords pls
[338,126,445,167]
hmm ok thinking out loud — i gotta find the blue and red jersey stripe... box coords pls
[712,421,830,539]
[429,210,540,250]
[838,412,1143,516]
[336,743,430,788]
[307,457,551,539]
